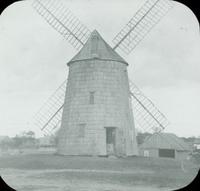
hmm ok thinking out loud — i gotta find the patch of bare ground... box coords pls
[0,154,199,191]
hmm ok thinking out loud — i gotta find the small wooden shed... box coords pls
[139,133,191,160]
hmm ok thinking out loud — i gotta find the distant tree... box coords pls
[0,137,12,150]
[181,136,196,143]
[12,135,24,148]
[12,131,37,148]
[25,131,35,138]
[20,130,35,138]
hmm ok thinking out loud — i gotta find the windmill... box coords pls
[32,0,173,156]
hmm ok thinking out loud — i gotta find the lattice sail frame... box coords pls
[112,0,174,54]
[33,81,66,135]
[33,80,169,135]
[32,0,91,50]
[129,80,169,133]
[31,0,172,134]
[32,0,173,54]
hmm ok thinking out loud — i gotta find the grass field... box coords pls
[0,153,199,191]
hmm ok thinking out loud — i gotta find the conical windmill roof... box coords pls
[68,30,127,65]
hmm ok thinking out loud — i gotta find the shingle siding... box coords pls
[57,59,138,156]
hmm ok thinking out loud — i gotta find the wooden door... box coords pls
[106,128,116,155]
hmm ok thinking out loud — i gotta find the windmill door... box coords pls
[105,127,116,156]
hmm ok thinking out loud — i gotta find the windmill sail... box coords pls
[112,0,174,54]
[33,80,169,135]
[31,0,170,135]
[33,80,66,135]
[32,0,91,50]
[129,80,169,133]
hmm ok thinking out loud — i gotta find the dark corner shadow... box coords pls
[174,169,200,191]
[0,176,16,191]
[0,0,199,190]
[175,0,200,27]
[0,0,23,15]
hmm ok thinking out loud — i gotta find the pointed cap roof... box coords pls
[68,30,127,65]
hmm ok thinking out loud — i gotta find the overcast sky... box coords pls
[0,0,199,137]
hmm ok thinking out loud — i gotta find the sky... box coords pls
[0,0,199,138]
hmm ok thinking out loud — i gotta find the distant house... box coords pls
[193,139,200,150]
[139,133,191,160]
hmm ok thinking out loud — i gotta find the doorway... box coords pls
[105,127,116,156]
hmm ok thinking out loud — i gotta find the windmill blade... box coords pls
[32,0,91,50]
[33,80,66,135]
[112,0,174,54]
[129,80,169,133]
[33,78,169,135]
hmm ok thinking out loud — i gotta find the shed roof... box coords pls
[68,30,127,65]
[140,133,191,151]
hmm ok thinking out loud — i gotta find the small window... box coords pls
[78,123,86,138]
[89,91,95,104]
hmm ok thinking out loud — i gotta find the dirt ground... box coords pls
[0,154,199,191]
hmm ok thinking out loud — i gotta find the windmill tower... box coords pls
[32,0,173,157]
[57,30,138,156]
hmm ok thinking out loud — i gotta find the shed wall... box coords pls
[175,151,190,160]
[139,148,190,160]
[139,148,158,158]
